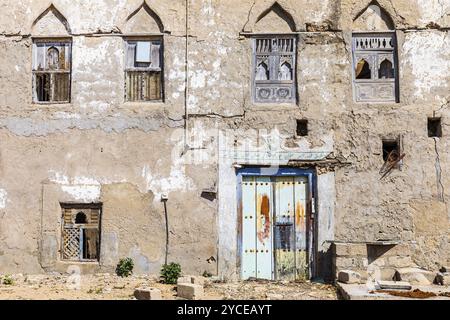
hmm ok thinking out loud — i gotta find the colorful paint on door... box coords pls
[240,173,310,281]
[255,177,273,280]
[294,176,309,280]
[274,177,296,281]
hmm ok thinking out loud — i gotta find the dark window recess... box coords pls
[428,118,442,138]
[378,59,394,79]
[355,59,371,79]
[296,119,308,136]
[382,139,399,162]
[75,212,87,224]
[61,204,101,262]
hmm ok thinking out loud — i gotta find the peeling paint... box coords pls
[402,31,450,99]
[0,189,7,209]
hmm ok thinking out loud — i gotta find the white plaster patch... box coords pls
[172,92,181,99]
[201,0,216,26]
[61,185,101,202]
[417,0,450,24]
[190,70,207,89]
[0,188,7,209]
[168,55,186,82]
[54,112,81,119]
[48,171,102,202]
[141,147,196,202]
[402,32,450,99]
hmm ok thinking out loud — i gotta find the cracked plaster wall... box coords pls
[0,0,449,277]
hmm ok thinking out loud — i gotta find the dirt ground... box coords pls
[0,274,337,300]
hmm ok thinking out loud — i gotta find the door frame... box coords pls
[236,166,316,280]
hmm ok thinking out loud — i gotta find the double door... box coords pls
[241,175,311,280]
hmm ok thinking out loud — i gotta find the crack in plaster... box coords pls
[433,137,445,202]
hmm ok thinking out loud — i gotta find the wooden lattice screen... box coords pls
[63,227,80,260]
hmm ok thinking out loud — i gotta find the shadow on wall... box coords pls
[316,247,334,283]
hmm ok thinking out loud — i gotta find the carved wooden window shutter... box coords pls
[252,37,296,104]
[125,38,163,102]
[352,33,398,102]
[32,39,72,103]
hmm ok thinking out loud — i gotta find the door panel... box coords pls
[240,173,311,281]
[255,176,273,280]
[241,176,257,279]
[274,177,296,281]
[294,176,309,279]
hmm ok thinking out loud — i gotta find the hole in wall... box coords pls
[296,119,308,137]
[428,117,442,138]
[382,139,399,162]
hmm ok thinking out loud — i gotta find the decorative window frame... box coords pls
[60,203,102,263]
[251,34,297,104]
[352,31,399,103]
[123,36,164,103]
[32,37,72,104]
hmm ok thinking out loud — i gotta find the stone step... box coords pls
[377,280,412,290]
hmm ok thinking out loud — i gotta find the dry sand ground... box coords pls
[0,274,337,300]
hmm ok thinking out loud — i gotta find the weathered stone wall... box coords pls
[0,0,449,279]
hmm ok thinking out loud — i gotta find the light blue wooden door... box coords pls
[241,176,257,279]
[255,176,273,280]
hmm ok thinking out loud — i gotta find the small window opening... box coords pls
[296,119,308,136]
[382,139,399,162]
[428,117,442,138]
[75,212,87,224]
[61,204,101,262]
[356,59,371,79]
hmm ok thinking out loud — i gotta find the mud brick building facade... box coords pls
[0,0,450,282]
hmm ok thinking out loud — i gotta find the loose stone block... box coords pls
[338,270,361,284]
[394,267,435,285]
[177,276,192,284]
[177,283,204,300]
[134,287,162,300]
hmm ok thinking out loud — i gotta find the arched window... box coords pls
[253,37,296,103]
[351,2,398,102]
[378,59,394,79]
[256,62,269,80]
[75,211,87,224]
[355,59,371,79]
[279,62,292,80]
